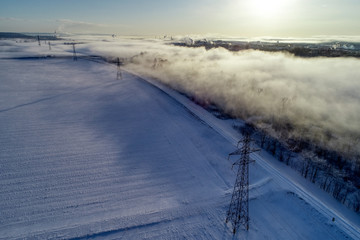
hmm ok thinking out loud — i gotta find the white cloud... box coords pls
[56,19,110,33]
[0,17,27,22]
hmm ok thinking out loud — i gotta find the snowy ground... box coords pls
[0,40,359,239]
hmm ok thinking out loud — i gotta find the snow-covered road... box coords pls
[0,58,358,239]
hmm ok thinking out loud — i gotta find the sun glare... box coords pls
[247,0,288,18]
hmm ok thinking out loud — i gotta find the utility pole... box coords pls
[226,130,259,234]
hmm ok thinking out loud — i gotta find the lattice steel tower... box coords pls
[116,57,122,80]
[226,130,258,234]
[72,43,77,61]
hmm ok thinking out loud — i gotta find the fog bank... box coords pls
[77,37,360,156]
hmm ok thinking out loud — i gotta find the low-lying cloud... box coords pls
[77,37,360,156]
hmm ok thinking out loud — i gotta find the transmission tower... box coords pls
[72,43,77,61]
[226,130,259,234]
[116,57,122,80]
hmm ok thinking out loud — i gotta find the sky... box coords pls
[1,0,360,37]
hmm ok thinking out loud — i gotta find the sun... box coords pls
[247,0,288,18]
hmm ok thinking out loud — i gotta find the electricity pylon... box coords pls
[116,57,122,80]
[226,130,259,234]
[72,43,77,61]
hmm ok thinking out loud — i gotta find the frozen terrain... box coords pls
[0,40,359,239]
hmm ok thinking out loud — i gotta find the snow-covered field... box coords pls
[0,39,359,239]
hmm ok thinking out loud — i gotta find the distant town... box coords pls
[173,38,360,58]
